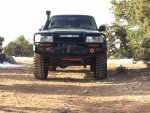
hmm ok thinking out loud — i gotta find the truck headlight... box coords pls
[86,36,104,43]
[34,34,53,42]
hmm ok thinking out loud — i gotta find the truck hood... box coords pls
[37,28,100,34]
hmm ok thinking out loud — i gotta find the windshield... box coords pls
[48,15,97,30]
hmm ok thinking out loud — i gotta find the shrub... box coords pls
[4,35,33,57]
[116,65,128,74]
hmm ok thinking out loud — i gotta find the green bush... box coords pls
[142,38,150,67]
[4,35,33,57]
[132,37,150,67]
[116,65,128,74]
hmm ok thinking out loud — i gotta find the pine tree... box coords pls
[111,0,150,66]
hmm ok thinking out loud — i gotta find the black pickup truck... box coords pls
[33,11,108,80]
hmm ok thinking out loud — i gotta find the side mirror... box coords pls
[99,25,107,32]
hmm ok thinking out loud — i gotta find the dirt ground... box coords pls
[0,59,150,113]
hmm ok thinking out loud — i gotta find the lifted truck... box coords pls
[33,11,108,80]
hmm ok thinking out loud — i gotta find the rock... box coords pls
[0,60,3,63]
[7,56,17,64]
[83,89,89,93]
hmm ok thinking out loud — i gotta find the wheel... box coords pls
[94,54,107,80]
[49,65,56,71]
[33,53,49,80]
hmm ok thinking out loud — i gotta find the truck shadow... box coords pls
[0,68,150,96]
[48,67,150,83]
[48,69,95,83]
[0,66,150,83]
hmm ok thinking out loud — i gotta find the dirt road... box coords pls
[0,61,150,113]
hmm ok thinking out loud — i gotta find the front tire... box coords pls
[94,54,107,80]
[33,53,49,80]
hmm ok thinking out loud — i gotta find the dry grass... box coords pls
[0,59,150,113]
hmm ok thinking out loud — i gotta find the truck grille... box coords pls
[53,33,85,43]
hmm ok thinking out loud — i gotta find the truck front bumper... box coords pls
[34,43,106,58]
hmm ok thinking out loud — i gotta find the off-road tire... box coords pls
[90,60,95,72]
[94,54,107,80]
[33,53,49,80]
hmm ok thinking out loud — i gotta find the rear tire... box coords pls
[94,54,107,80]
[90,59,95,72]
[33,53,49,80]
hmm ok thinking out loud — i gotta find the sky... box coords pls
[0,0,114,46]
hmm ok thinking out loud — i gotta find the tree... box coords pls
[111,0,150,66]
[134,0,150,34]
[108,23,132,58]
[4,35,33,57]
